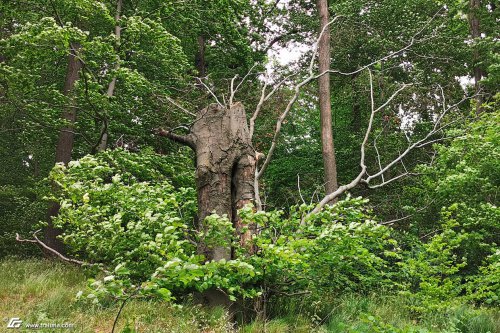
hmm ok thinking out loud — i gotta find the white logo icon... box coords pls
[7,318,22,329]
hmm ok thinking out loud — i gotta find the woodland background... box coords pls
[0,0,499,332]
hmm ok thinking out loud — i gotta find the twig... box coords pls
[297,174,306,205]
[161,96,196,117]
[111,288,141,333]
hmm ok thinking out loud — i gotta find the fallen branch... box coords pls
[16,229,110,273]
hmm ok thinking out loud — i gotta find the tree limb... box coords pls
[16,230,109,273]
[155,128,196,150]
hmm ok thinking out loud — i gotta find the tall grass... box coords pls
[0,258,498,332]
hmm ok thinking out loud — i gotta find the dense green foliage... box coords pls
[46,143,498,325]
[398,106,500,311]
[48,150,398,304]
[1,0,498,331]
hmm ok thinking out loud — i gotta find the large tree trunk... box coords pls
[44,44,82,253]
[159,102,256,307]
[317,0,338,197]
[192,103,256,258]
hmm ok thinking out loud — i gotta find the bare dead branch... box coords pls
[305,70,412,218]
[231,64,258,106]
[307,82,473,218]
[16,230,109,273]
[373,131,385,183]
[256,6,434,181]
[160,95,196,117]
[367,172,419,189]
[229,75,238,107]
[303,70,378,219]
[196,78,224,107]
[250,73,296,139]
[313,6,446,79]
[297,174,306,205]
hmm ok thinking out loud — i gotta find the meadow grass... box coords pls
[0,258,498,332]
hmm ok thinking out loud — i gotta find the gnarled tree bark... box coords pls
[160,105,255,247]
[159,102,256,306]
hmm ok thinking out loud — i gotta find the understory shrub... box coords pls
[46,147,498,317]
[47,149,400,305]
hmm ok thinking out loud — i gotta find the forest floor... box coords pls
[0,258,498,333]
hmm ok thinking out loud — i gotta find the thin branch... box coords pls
[297,174,306,205]
[367,172,418,189]
[196,78,223,107]
[232,64,258,104]
[111,288,141,333]
[159,96,196,117]
[313,6,446,79]
[364,95,470,184]
[250,73,296,139]
[16,230,109,273]
[229,75,238,107]
[373,132,385,183]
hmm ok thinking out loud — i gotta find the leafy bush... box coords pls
[241,197,401,299]
[389,105,499,312]
[49,150,261,303]
[47,143,498,315]
[399,201,500,312]
[48,150,400,305]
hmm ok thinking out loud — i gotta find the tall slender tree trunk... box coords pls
[44,43,82,253]
[317,0,338,197]
[98,0,122,152]
[468,0,485,111]
[195,35,206,77]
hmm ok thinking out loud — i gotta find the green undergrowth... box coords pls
[0,258,498,333]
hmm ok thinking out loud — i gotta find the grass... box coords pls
[0,258,498,333]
